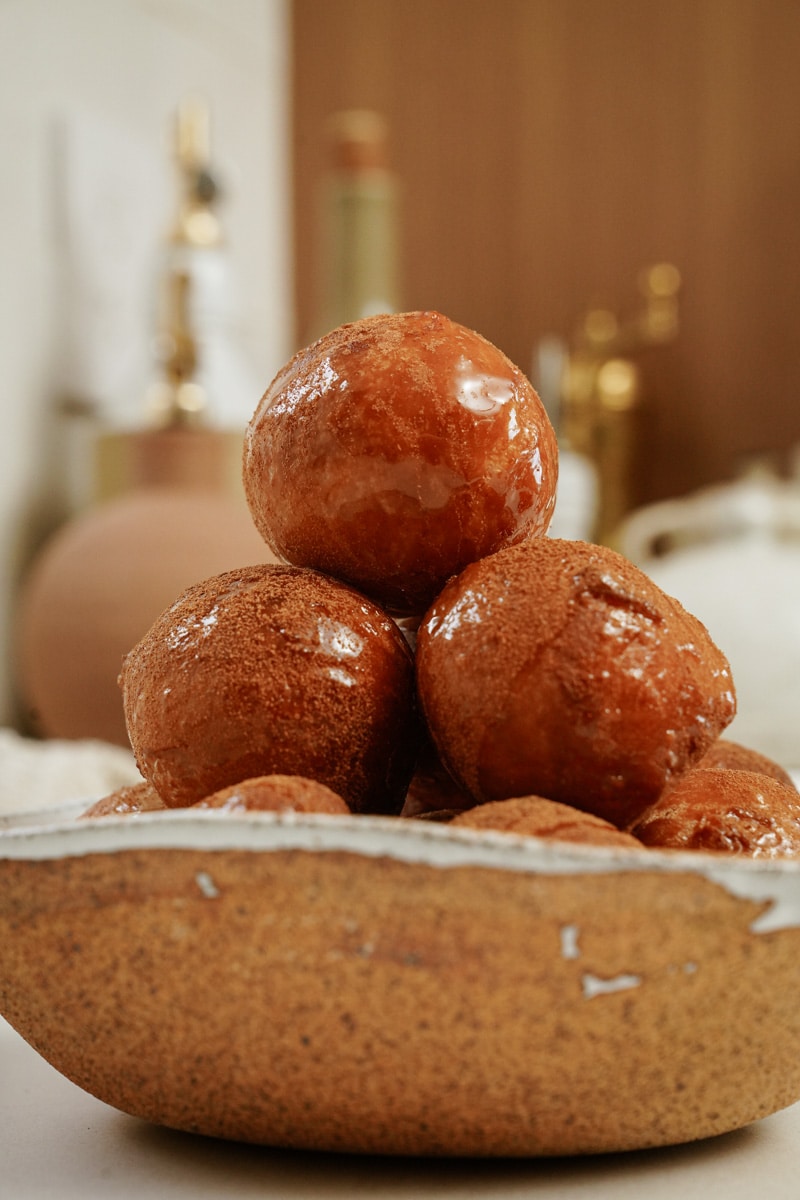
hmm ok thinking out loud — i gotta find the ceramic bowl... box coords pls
[2,805,800,1157]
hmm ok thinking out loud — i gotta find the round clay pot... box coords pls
[16,487,275,746]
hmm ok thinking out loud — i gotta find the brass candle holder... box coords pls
[560,263,681,546]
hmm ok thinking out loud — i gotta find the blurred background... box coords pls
[0,0,291,741]
[293,0,800,501]
[2,0,800,765]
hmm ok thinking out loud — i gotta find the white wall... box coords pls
[0,0,292,725]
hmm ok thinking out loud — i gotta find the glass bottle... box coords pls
[313,109,401,338]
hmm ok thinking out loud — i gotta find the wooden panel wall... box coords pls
[291,0,800,506]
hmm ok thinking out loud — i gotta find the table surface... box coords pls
[3,1017,800,1199]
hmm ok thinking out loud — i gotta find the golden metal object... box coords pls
[92,98,239,502]
[561,264,680,546]
[144,269,207,428]
[142,98,226,429]
[171,96,221,249]
[592,358,642,546]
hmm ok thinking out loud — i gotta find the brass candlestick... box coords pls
[561,263,681,546]
[93,97,243,503]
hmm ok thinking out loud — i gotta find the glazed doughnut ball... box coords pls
[416,538,737,829]
[630,769,800,858]
[452,797,641,849]
[694,738,796,789]
[120,563,419,814]
[80,781,165,819]
[243,311,558,615]
[191,775,350,815]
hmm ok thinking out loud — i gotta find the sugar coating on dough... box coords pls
[192,774,350,815]
[243,311,558,615]
[452,796,641,848]
[694,738,796,789]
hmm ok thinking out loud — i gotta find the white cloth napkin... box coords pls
[0,728,142,816]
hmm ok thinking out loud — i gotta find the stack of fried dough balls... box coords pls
[120,311,558,817]
[117,310,799,855]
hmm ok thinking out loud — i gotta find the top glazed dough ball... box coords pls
[243,311,558,615]
[416,538,737,829]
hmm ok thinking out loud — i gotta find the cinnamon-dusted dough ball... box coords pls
[694,738,796,789]
[630,769,800,858]
[416,538,736,829]
[80,780,165,818]
[192,775,350,815]
[243,311,558,615]
[120,564,419,813]
[452,797,641,849]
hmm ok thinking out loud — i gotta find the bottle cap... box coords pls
[327,109,389,171]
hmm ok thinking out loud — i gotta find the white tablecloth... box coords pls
[0,728,141,816]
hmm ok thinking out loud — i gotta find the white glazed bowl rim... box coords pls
[2,804,800,936]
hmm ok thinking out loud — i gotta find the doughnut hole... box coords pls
[416,538,736,830]
[120,563,420,814]
[630,769,800,858]
[243,311,558,615]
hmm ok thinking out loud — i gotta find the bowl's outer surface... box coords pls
[2,812,800,1156]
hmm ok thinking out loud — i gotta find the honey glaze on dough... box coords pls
[119,563,420,814]
[416,538,737,829]
[243,311,558,615]
[631,768,800,858]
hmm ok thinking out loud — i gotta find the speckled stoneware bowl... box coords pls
[2,805,800,1157]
